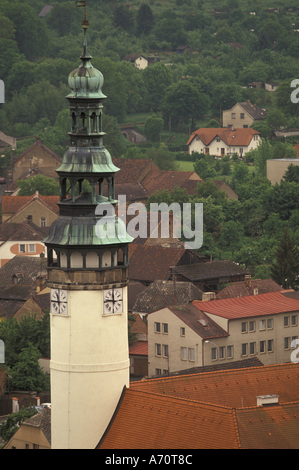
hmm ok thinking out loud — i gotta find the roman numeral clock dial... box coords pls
[51,289,68,315]
[103,288,123,314]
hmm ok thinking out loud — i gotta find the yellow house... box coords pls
[4,409,51,449]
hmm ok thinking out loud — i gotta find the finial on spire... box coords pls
[75,1,89,30]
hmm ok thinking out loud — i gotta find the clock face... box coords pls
[51,288,68,315]
[103,288,123,314]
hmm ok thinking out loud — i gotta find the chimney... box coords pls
[36,397,40,407]
[36,275,45,293]
[256,395,279,407]
[202,292,216,302]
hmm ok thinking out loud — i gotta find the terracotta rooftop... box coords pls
[129,341,148,356]
[130,362,299,408]
[193,291,299,319]
[167,303,228,340]
[98,388,241,449]
[2,192,59,216]
[142,169,200,196]
[216,278,282,299]
[112,158,158,184]
[187,127,260,147]
[13,139,61,165]
[133,280,203,314]
[0,220,49,241]
[128,245,187,282]
[173,259,247,281]
[99,362,299,449]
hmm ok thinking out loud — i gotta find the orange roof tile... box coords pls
[130,362,299,408]
[2,193,59,216]
[129,341,148,356]
[98,388,241,449]
[187,127,259,147]
[193,291,299,319]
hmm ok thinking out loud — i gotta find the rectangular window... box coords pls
[189,348,195,361]
[41,217,46,227]
[267,318,273,330]
[219,346,225,359]
[162,323,168,334]
[163,344,168,357]
[163,369,168,375]
[241,343,247,356]
[259,319,266,331]
[284,337,290,349]
[249,321,256,332]
[227,345,234,358]
[19,244,26,253]
[291,315,297,326]
[240,113,245,119]
[181,347,187,360]
[284,316,290,327]
[241,322,248,333]
[29,244,35,253]
[180,327,185,337]
[155,368,161,375]
[155,343,161,356]
[260,340,266,353]
[267,339,274,352]
[211,347,217,361]
[249,342,256,355]
[155,322,161,333]
[231,113,236,119]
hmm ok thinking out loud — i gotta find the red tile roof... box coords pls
[98,388,241,449]
[99,363,299,449]
[131,362,299,408]
[142,169,200,196]
[128,245,186,282]
[129,341,148,356]
[187,127,259,147]
[2,193,59,216]
[193,291,299,319]
[216,279,282,299]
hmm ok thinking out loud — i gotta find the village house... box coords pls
[4,408,51,449]
[11,139,61,184]
[187,127,260,158]
[0,219,48,267]
[222,101,267,128]
[267,158,299,184]
[1,191,59,226]
[147,291,299,376]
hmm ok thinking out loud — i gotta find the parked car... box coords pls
[0,177,6,184]
[41,403,51,409]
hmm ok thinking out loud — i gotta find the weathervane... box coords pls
[76,1,89,29]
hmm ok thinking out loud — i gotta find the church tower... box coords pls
[44,9,132,449]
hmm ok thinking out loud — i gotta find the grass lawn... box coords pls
[177,160,195,171]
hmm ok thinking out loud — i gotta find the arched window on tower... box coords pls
[86,251,99,268]
[80,112,86,132]
[72,112,76,132]
[91,112,97,133]
[71,252,83,268]
[102,250,111,267]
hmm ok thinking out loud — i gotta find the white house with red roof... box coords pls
[187,127,260,157]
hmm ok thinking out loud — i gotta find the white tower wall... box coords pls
[50,287,129,449]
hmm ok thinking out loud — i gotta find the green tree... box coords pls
[136,4,154,36]
[283,164,299,183]
[253,138,273,178]
[0,407,38,447]
[144,114,164,142]
[143,62,172,112]
[7,343,50,392]
[271,229,299,290]
[17,175,60,196]
[146,144,178,171]
[218,220,245,256]
[162,80,210,131]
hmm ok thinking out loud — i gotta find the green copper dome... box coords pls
[67,29,106,99]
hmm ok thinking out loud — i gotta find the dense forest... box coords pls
[0,0,299,286]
